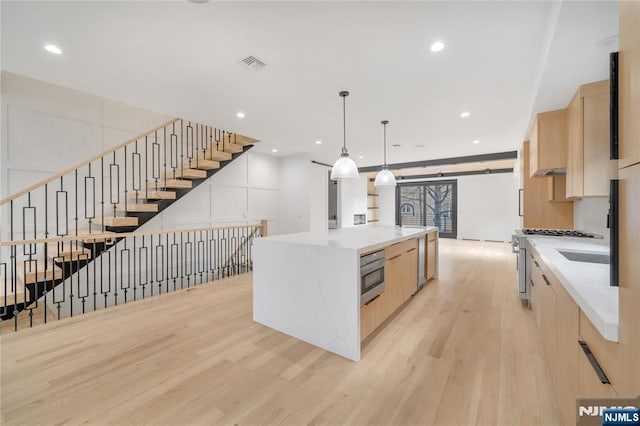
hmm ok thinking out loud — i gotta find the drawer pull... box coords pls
[530,278,534,287]
[388,254,401,261]
[406,248,417,253]
[534,260,540,268]
[578,340,611,384]
[365,294,381,306]
[542,274,551,286]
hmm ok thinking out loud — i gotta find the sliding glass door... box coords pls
[396,180,458,238]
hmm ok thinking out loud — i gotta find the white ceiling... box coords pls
[0,1,618,168]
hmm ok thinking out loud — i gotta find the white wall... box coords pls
[378,172,519,241]
[338,175,367,228]
[574,197,609,240]
[0,71,283,238]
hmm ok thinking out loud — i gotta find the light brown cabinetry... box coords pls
[566,81,617,199]
[617,165,640,396]
[529,109,568,177]
[529,246,621,425]
[616,1,640,397]
[619,0,640,168]
[547,175,570,202]
[425,231,437,281]
[360,238,421,341]
[520,141,573,229]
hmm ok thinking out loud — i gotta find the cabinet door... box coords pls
[556,284,580,425]
[566,91,583,199]
[403,247,418,300]
[361,291,384,341]
[383,255,404,318]
[618,164,640,396]
[578,344,617,398]
[530,109,568,177]
[619,0,640,168]
[540,275,558,381]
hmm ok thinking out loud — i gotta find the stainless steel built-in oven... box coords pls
[360,250,385,305]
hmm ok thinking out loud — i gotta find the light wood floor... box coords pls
[0,239,563,425]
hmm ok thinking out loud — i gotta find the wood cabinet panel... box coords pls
[579,311,621,392]
[529,109,568,177]
[386,238,417,260]
[403,247,418,300]
[547,175,570,202]
[619,0,640,168]
[617,164,640,396]
[566,81,615,199]
[521,141,573,229]
[556,283,580,425]
[578,348,617,398]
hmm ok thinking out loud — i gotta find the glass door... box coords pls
[396,180,458,239]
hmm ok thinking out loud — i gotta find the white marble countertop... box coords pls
[527,236,618,342]
[260,225,437,254]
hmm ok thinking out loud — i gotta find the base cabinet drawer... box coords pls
[578,341,617,398]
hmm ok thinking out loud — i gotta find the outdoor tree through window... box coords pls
[396,180,457,238]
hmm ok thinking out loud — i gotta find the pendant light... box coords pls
[330,91,359,180]
[374,120,396,187]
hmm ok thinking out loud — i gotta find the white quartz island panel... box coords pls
[252,226,431,361]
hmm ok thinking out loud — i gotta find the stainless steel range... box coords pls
[511,228,602,300]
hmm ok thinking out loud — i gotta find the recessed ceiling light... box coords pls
[430,41,445,52]
[460,111,470,118]
[44,44,62,55]
[236,112,245,118]
[315,140,322,145]
[271,148,278,153]
[358,156,364,159]
[472,140,480,144]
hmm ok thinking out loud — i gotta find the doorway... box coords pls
[396,180,458,238]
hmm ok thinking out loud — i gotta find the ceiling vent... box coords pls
[239,56,267,71]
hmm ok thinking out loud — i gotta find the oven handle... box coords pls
[361,261,385,275]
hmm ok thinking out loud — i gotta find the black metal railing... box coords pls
[0,222,265,332]
[0,117,258,328]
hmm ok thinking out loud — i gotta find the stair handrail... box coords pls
[0,221,266,247]
[221,219,268,270]
[0,118,180,206]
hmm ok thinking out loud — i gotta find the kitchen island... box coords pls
[252,225,438,361]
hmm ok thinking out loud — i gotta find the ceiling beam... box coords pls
[357,151,518,173]
[370,167,514,182]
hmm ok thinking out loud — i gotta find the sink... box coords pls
[558,249,610,265]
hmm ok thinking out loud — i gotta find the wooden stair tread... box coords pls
[233,135,258,147]
[223,144,244,154]
[49,245,93,262]
[201,150,232,162]
[93,216,139,227]
[188,159,220,171]
[74,230,117,243]
[130,190,176,200]
[16,260,63,284]
[0,280,27,306]
[164,168,207,179]
[148,179,192,189]
[116,203,159,213]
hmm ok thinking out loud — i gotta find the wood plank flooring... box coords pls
[0,239,563,425]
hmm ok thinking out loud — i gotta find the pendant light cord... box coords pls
[383,122,387,166]
[342,95,347,151]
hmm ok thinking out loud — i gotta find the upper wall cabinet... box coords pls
[619,0,640,169]
[529,109,568,177]
[566,81,618,199]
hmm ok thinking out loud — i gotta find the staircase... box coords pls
[0,118,260,325]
